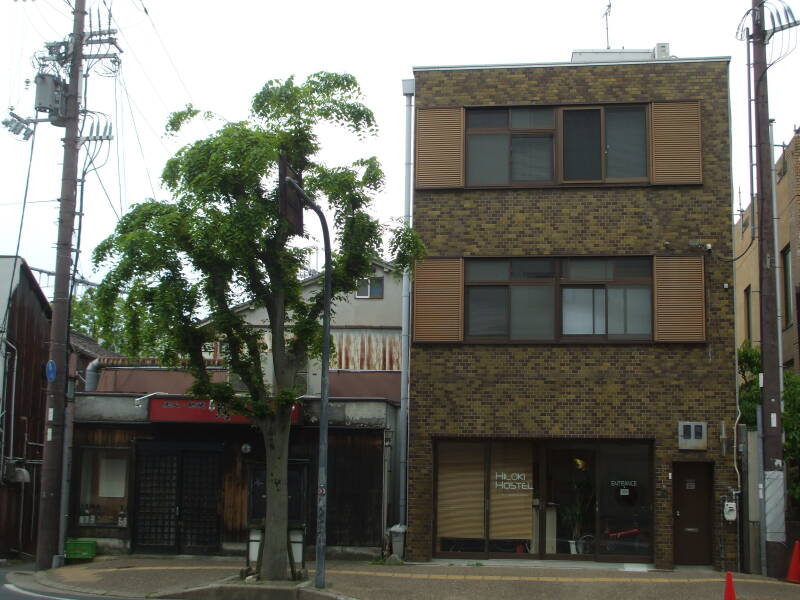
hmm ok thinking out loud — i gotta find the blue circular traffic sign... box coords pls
[46,360,57,382]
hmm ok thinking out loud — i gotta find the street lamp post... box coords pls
[281,162,331,589]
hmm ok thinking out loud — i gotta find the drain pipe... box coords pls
[397,78,415,548]
[3,340,19,474]
[84,358,101,392]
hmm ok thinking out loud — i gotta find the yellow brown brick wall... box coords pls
[408,60,737,569]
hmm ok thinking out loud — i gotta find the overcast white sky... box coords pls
[1,0,799,297]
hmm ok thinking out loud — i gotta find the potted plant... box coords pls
[560,480,594,554]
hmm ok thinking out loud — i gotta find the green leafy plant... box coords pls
[559,480,594,540]
[93,72,424,580]
[737,341,800,507]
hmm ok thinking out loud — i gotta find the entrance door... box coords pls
[673,462,712,565]
[544,447,596,556]
[179,452,222,554]
[134,443,222,554]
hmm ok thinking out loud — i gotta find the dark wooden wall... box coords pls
[68,422,386,552]
[291,428,385,547]
[0,264,50,556]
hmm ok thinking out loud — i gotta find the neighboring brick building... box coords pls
[407,47,737,570]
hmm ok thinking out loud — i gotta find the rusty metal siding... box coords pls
[332,329,401,371]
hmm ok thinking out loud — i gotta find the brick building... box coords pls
[407,46,737,569]
[735,131,800,365]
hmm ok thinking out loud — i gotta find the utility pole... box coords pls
[36,0,86,570]
[750,0,800,579]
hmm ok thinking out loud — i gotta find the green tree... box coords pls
[71,287,116,348]
[736,339,762,427]
[70,287,160,356]
[737,341,800,504]
[93,72,423,579]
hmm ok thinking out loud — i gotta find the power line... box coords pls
[113,74,125,215]
[19,3,52,48]
[117,71,169,150]
[118,72,157,198]
[86,152,121,220]
[0,199,57,207]
[30,0,64,38]
[101,1,172,114]
[1,121,37,337]
[139,0,196,108]
[41,0,72,19]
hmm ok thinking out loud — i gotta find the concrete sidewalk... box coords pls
[6,555,800,600]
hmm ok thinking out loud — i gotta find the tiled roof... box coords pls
[97,356,225,367]
[69,331,123,359]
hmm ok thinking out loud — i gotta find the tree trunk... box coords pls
[258,407,292,580]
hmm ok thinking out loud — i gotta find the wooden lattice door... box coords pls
[135,452,179,552]
[180,452,221,554]
[134,443,222,554]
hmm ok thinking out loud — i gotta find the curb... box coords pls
[151,581,360,600]
[26,568,359,600]
[34,570,139,598]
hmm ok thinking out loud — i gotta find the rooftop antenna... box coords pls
[603,1,612,49]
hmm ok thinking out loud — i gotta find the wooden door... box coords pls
[135,452,179,553]
[179,452,222,554]
[673,462,712,565]
[134,443,222,554]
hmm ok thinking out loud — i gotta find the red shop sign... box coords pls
[148,397,251,424]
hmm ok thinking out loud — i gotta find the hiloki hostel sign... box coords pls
[495,471,533,491]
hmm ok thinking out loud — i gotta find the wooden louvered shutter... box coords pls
[415,108,464,188]
[437,442,485,539]
[654,256,706,342]
[413,258,463,342]
[651,101,702,185]
[489,441,533,540]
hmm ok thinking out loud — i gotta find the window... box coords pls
[467,108,555,186]
[466,105,647,186]
[466,258,555,340]
[464,257,652,341]
[356,277,384,299]
[78,447,130,527]
[562,106,647,181]
[744,285,752,341]
[782,246,793,327]
[741,206,750,239]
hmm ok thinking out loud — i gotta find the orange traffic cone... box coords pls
[724,571,736,600]
[787,540,800,584]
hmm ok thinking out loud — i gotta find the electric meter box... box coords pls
[678,421,707,450]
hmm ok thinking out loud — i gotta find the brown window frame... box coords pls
[744,285,752,341]
[466,107,557,187]
[465,105,650,188]
[781,245,793,328]
[463,257,653,343]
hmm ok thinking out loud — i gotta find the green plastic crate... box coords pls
[65,538,96,559]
